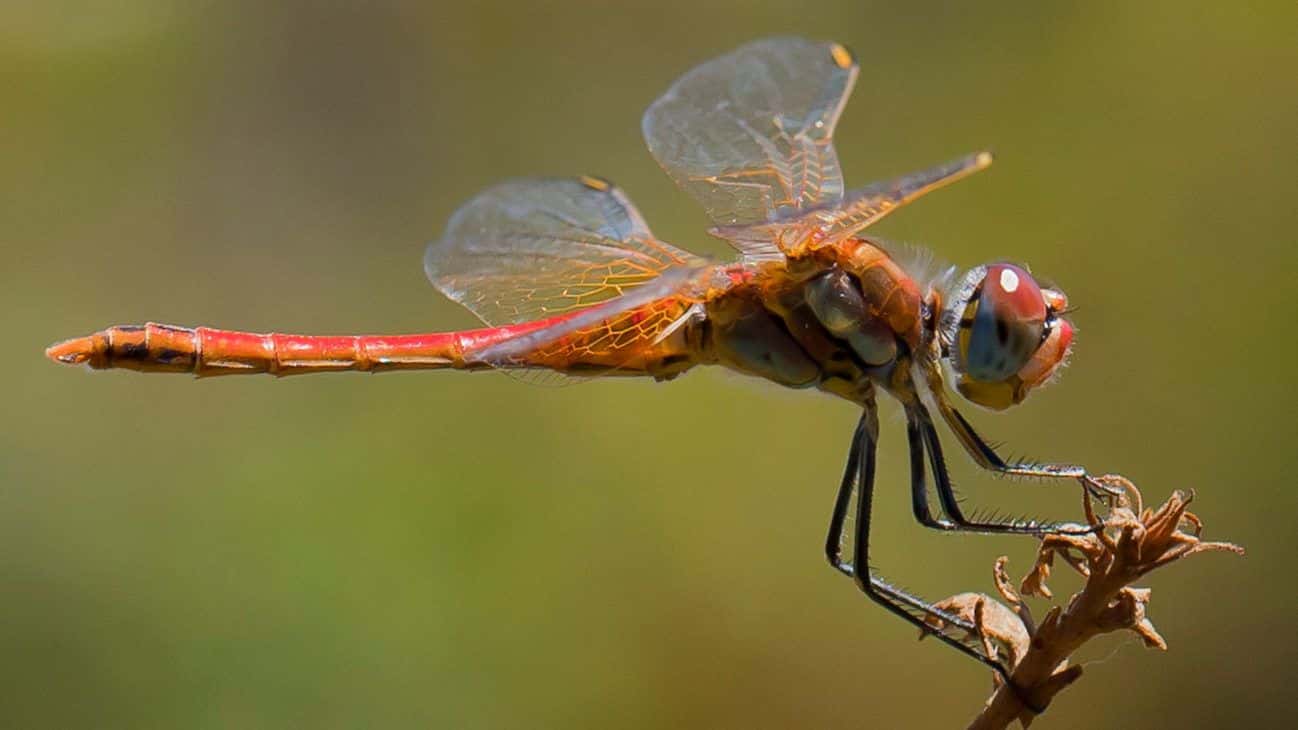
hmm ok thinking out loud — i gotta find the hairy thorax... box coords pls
[696,238,925,404]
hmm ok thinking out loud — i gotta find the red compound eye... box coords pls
[983,264,1046,324]
[959,264,1047,382]
[1018,316,1074,389]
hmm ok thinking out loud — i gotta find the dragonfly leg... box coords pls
[824,408,1017,684]
[910,404,1094,536]
[823,412,866,572]
[904,414,959,530]
[939,402,1119,501]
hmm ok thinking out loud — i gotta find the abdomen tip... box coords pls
[45,335,96,365]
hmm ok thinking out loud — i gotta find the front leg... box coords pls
[920,363,1117,499]
[911,403,1092,536]
[937,400,1118,499]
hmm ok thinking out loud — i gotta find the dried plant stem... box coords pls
[933,476,1244,730]
[966,551,1135,729]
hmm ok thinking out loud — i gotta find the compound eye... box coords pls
[959,264,1047,381]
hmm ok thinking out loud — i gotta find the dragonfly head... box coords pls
[939,263,1074,410]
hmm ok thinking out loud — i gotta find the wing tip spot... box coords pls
[830,43,855,70]
[579,175,612,192]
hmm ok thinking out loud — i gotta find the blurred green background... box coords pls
[4,2,1295,728]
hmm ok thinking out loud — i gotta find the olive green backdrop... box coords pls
[4,2,1294,728]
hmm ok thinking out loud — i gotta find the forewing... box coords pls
[810,152,994,244]
[642,37,859,242]
[426,177,704,326]
[708,152,995,257]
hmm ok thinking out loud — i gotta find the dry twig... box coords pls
[925,475,1243,729]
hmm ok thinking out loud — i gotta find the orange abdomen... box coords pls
[47,322,500,376]
[46,300,705,379]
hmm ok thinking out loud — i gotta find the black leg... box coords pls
[938,401,1117,499]
[824,413,865,574]
[906,415,956,530]
[826,406,1013,681]
[913,404,1090,536]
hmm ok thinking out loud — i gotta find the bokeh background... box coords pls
[4,2,1295,727]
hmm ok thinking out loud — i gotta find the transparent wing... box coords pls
[470,265,716,367]
[642,37,859,250]
[426,176,705,327]
[707,152,995,256]
[809,152,994,244]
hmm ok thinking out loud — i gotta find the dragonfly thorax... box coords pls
[804,268,900,367]
[699,240,926,404]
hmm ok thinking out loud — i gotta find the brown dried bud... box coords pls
[956,477,1243,730]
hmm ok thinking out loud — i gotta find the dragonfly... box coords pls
[47,37,1110,684]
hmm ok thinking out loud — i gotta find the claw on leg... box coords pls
[1082,474,1125,506]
